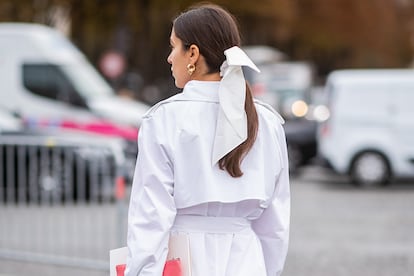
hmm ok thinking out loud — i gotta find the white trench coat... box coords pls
[125,80,290,276]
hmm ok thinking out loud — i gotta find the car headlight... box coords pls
[291,100,308,117]
[312,105,330,122]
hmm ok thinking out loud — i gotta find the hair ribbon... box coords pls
[212,46,260,165]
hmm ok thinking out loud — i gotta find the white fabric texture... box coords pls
[125,81,290,276]
[212,46,260,165]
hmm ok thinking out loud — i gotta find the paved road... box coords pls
[284,166,414,276]
[1,165,413,275]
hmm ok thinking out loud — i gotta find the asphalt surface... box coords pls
[1,165,413,276]
[284,166,414,276]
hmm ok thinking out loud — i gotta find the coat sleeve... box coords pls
[125,116,176,276]
[251,123,290,276]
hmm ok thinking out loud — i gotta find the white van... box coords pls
[0,23,149,142]
[318,69,414,186]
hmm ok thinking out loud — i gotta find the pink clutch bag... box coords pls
[116,264,126,276]
[110,234,190,276]
[113,258,183,276]
[163,258,182,276]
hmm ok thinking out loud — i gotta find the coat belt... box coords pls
[171,215,252,234]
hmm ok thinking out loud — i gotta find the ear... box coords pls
[188,44,200,63]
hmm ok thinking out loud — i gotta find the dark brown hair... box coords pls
[173,3,258,177]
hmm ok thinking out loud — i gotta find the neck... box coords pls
[193,72,221,82]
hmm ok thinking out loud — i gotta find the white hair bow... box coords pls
[212,46,260,165]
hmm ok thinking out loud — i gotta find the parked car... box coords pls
[243,46,322,172]
[0,23,149,129]
[0,23,149,171]
[318,69,414,187]
[245,61,315,120]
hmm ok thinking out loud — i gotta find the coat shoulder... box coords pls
[143,94,183,119]
[254,99,285,124]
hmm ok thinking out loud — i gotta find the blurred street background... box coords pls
[0,0,414,275]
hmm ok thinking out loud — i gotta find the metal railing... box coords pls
[0,134,130,273]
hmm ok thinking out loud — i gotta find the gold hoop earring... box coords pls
[187,64,196,76]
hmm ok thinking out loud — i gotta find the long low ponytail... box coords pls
[218,83,258,177]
